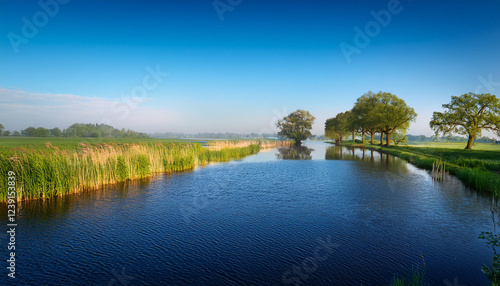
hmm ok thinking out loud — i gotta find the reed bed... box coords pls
[431,159,450,182]
[0,141,270,202]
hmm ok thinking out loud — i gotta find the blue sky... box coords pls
[1,0,499,136]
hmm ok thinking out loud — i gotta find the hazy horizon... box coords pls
[1,0,499,137]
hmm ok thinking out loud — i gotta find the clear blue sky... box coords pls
[1,0,499,136]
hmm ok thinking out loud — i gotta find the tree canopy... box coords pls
[35,127,50,137]
[430,93,500,149]
[351,91,382,144]
[326,91,417,146]
[276,109,316,146]
[21,127,38,137]
[375,92,417,146]
[325,111,352,143]
[49,127,62,137]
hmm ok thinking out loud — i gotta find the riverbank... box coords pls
[328,141,500,195]
[0,138,290,202]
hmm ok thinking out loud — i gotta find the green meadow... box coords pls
[0,137,287,202]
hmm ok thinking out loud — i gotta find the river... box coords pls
[1,142,496,285]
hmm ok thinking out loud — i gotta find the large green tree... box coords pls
[430,93,500,149]
[352,91,383,144]
[49,127,62,137]
[276,110,316,146]
[0,124,4,135]
[346,111,360,142]
[35,127,50,137]
[375,92,417,146]
[21,127,37,137]
[325,111,351,143]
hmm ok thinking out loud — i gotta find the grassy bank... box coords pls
[330,141,500,194]
[0,138,288,202]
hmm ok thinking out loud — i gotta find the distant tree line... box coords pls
[309,135,327,141]
[151,132,282,139]
[405,134,497,143]
[0,123,148,138]
[152,132,327,141]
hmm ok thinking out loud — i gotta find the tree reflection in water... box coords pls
[276,146,314,160]
[325,146,407,169]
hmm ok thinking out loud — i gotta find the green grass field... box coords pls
[393,142,500,172]
[0,137,196,152]
[406,141,500,151]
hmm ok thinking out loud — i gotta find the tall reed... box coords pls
[0,141,271,201]
[431,159,449,182]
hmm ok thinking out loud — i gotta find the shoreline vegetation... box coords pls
[328,141,500,195]
[0,138,291,202]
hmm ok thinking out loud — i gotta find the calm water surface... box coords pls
[1,142,497,285]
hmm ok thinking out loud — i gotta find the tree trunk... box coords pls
[361,130,365,144]
[385,131,391,147]
[466,135,474,149]
[380,132,384,145]
[370,133,375,145]
[352,131,355,142]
